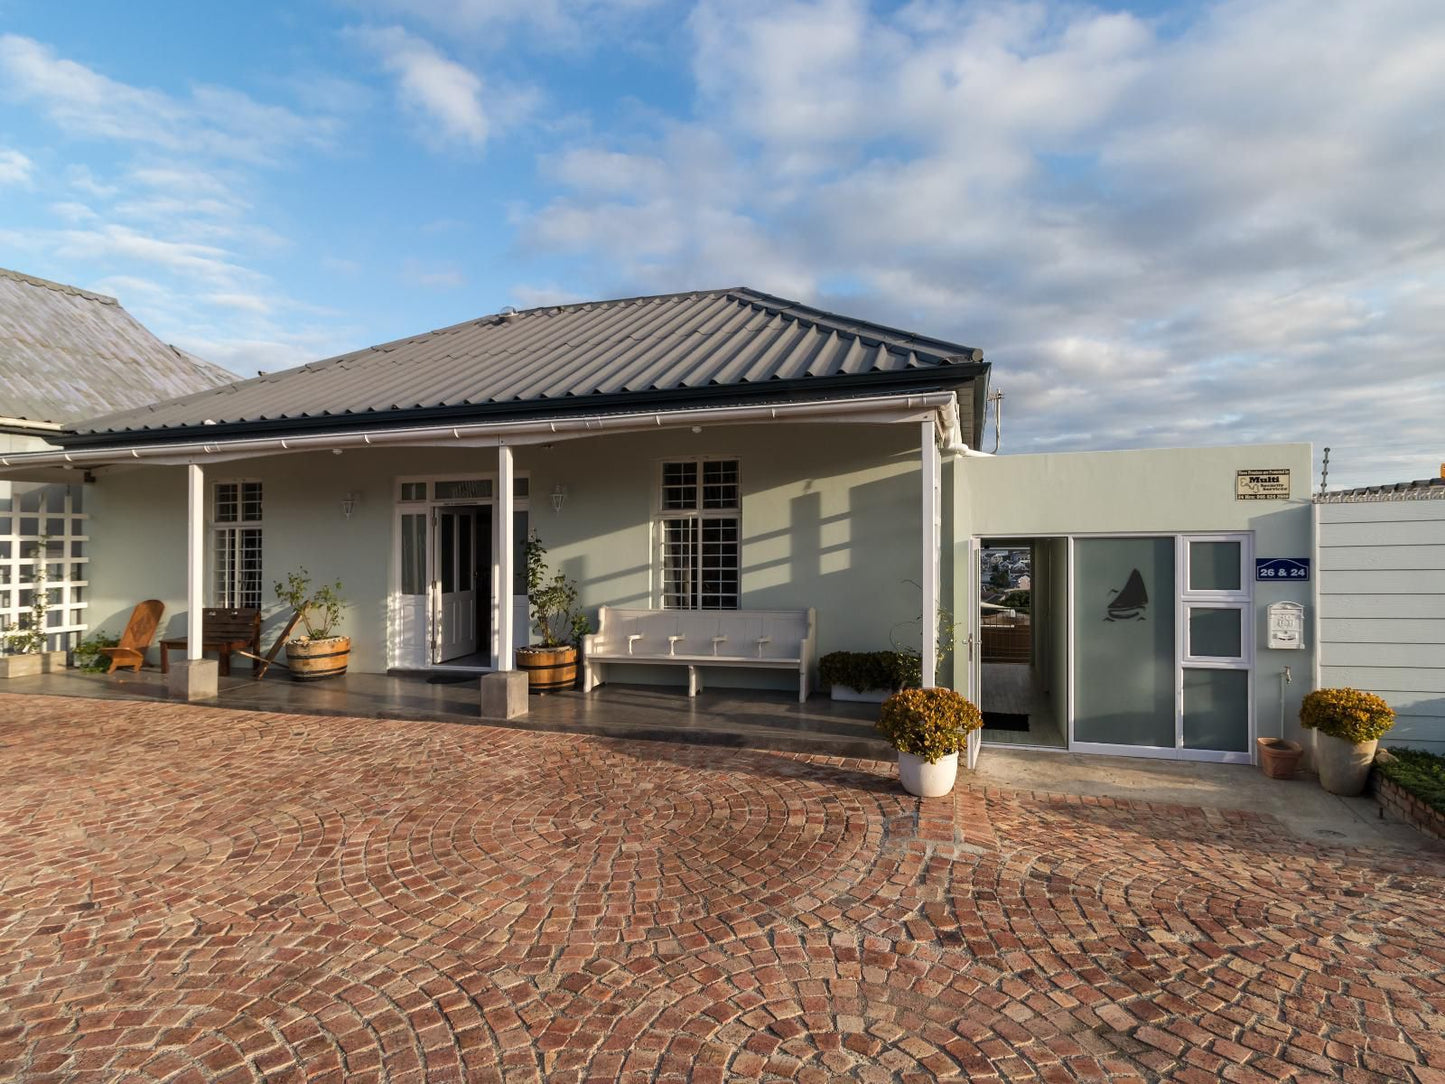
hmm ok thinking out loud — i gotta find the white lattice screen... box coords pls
[0,483,89,653]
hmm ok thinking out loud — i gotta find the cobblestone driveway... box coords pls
[1,696,1443,1083]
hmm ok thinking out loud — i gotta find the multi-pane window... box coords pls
[213,481,262,608]
[658,460,739,610]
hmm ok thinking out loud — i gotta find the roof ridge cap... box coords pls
[0,265,118,305]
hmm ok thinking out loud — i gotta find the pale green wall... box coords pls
[951,443,1316,745]
[85,423,929,676]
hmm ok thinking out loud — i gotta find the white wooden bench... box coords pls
[582,607,816,702]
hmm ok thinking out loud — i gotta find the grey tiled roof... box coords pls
[1317,477,1445,502]
[67,288,987,443]
[0,267,233,425]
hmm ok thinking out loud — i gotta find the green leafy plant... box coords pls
[524,532,589,648]
[273,567,347,641]
[1,539,50,656]
[73,633,120,672]
[890,591,960,686]
[1376,748,1445,817]
[1299,687,1395,744]
[818,650,916,693]
[875,687,983,763]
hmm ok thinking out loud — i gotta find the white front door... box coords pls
[434,508,479,662]
[965,537,983,768]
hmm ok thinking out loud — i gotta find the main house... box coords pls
[0,287,1319,764]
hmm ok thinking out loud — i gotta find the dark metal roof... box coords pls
[66,288,987,445]
[0,266,233,426]
[1317,477,1445,503]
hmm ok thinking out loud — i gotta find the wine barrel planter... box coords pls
[285,636,351,681]
[516,645,578,693]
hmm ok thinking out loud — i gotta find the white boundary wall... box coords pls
[1318,493,1445,755]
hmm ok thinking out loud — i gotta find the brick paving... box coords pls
[0,696,1443,1083]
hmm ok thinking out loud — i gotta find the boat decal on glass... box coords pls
[1105,569,1148,622]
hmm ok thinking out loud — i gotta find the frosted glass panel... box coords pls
[1073,538,1176,747]
[1183,668,1250,751]
[1189,607,1242,658]
[1189,541,1241,592]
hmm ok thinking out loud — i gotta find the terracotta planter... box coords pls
[897,751,958,798]
[1315,731,1378,796]
[284,636,351,681]
[517,645,578,693]
[1257,737,1303,779]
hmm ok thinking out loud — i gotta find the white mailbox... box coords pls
[1266,601,1305,650]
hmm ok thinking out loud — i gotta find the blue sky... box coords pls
[1,0,1442,486]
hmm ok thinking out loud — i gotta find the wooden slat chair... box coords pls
[159,608,262,677]
[97,600,166,674]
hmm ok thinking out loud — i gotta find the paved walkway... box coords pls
[1,695,1443,1083]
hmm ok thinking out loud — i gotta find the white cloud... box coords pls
[0,34,338,163]
[0,147,32,186]
[400,256,467,288]
[350,26,493,148]
[517,0,1445,486]
[346,0,665,45]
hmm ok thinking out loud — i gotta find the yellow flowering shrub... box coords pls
[876,687,983,764]
[1299,687,1395,744]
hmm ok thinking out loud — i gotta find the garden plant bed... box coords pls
[1372,747,1445,841]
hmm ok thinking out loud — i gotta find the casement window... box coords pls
[658,459,740,610]
[212,481,262,609]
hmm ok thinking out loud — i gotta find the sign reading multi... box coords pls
[1235,468,1291,500]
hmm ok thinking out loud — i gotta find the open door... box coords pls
[966,536,983,770]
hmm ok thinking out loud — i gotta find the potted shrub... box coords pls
[876,687,983,798]
[1300,687,1395,796]
[517,533,590,693]
[819,650,915,702]
[274,568,349,681]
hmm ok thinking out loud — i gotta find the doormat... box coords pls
[982,712,1030,732]
[427,674,479,685]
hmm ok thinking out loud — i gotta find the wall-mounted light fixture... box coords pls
[341,492,360,519]
[550,484,568,513]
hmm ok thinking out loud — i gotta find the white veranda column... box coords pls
[497,443,515,670]
[186,462,205,661]
[920,420,940,687]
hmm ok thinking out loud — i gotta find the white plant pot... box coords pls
[1315,731,1378,796]
[897,751,959,798]
[830,684,891,704]
[0,654,43,679]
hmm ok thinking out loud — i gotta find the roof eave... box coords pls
[59,363,989,449]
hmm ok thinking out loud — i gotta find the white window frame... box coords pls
[210,479,263,609]
[653,457,741,611]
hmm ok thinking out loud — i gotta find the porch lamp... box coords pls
[550,484,567,513]
[341,492,359,519]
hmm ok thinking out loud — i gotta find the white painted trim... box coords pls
[921,420,939,687]
[186,463,204,660]
[497,445,515,670]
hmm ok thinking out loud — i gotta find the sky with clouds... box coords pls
[0,0,1441,486]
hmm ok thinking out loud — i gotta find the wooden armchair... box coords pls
[159,608,262,676]
[98,600,166,674]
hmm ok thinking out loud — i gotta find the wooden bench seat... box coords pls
[159,608,262,677]
[582,607,816,702]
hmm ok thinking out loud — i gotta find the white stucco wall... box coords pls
[950,443,1316,746]
[1318,498,1445,755]
[84,422,930,677]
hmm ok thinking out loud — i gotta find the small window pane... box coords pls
[1189,607,1242,658]
[1189,541,1241,592]
[1183,668,1250,751]
[702,461,739,510]
[435,479,491,501]
[214,482,238,523]
[514,477,529,498]
[661,462,698,510]
[440,515,455,593]
[401,514,426,595]
[400,482,427,502]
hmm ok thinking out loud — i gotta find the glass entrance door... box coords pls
[1070,534,1253,762]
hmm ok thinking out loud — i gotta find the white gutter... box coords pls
[0,392,961,472]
